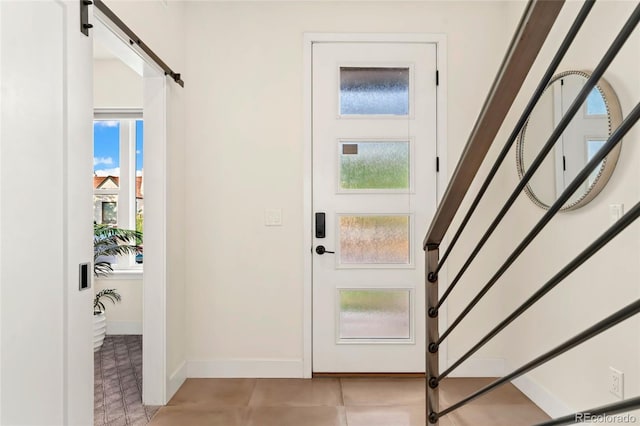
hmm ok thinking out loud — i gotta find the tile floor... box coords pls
[148,377,550,426]
[94,335,160,426]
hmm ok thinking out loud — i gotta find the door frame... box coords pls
[302,33,449,378]
[93,11,169,405]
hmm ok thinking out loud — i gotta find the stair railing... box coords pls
[423,1,640,424]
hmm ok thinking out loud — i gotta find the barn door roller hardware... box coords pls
[79,0,184,87]
[80,0,93,36]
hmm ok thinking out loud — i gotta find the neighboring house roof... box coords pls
[94,175,144,199]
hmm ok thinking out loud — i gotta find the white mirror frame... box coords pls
[516,70,623,211]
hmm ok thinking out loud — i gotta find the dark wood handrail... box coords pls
[423,0,564,249]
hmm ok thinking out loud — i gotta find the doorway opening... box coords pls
[92,5,170,414]
[92,38,152,423]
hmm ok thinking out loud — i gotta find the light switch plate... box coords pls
[265,208,283,226]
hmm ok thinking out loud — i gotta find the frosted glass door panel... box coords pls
[340,67,409,115]
[339,289,411,339]
[339,215,410,264]
[340,141,410,190]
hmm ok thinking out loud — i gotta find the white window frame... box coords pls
[94,108,143,273]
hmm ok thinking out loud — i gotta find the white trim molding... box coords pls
[509,367,574,418]
[106,321,142,335]
[303,32,448,378]
[167,361,187,400]
[142,73,168,405]
[187,359,305,378]
[101,269,143,280]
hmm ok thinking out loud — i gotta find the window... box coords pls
[339,67,410,115]
[93,111,143,269]
[585,87,607,116]
[101,202,117,224]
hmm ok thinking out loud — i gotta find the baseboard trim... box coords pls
[167,361,187,401]
[446,358,505,377]
[509,369,573,418]
[186,358,506,380]
[187,359,304,378]
[313,372,424,378]
[106,321,142,335]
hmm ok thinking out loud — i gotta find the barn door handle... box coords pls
[315,245,335,255]
[315,212,326,238]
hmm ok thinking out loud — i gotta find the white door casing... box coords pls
[312,41,438,373]
[1,1,93,424]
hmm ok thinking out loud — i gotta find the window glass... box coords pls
[135,120,144,245]
[93,117,143,268]
[340,141,409,190]
[339,289,411,339]
[339,215,410,264]
[93,120,120,177]
[586,87,606,116]
[340,67,410,115]
[101,201,117,225]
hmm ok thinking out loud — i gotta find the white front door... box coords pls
[1,1,93,424]
[312,42,437,373]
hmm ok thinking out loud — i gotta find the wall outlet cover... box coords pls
[609,367,624,399]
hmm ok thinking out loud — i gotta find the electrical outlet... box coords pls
[609,367,624,399]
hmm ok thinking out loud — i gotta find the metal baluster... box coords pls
[426,247,440,425]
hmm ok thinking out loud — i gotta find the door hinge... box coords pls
[81,0,94,37]
[563,155,567,171]
[436,156,440,172]
[436,70,439,86]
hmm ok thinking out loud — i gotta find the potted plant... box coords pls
[93,224,142,352]
[93,289,121,351]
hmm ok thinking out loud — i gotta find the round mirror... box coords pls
[516,70,622,211]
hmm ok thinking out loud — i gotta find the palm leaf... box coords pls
[93,288,122,314]
[93,224,142,276]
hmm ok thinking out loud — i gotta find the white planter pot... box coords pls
[93,312,107,352]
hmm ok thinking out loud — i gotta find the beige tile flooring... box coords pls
[148,377,550,426]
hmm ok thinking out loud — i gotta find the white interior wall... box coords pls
[183,1,514,376]
[497,0,640,418]
[94,58,143,108]
[95,278,143,334]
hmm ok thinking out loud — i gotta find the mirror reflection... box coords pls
[516,70,622,211]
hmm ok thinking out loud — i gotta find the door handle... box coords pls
[315,245,335,255]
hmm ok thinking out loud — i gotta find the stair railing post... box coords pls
[426,246,440,425]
